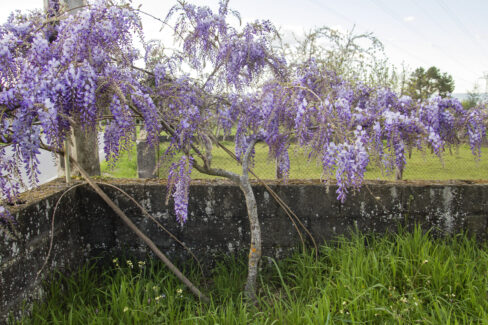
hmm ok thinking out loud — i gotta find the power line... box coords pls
[305,0,436,68]
[305,0,480,91]
[307,0,476,76]
[408,0,487,88]
[409,0,450,37]
[434,0,488,57]
[367,0,481,77]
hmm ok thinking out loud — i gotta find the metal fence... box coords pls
[134,136,488,181]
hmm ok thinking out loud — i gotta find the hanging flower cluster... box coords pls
[166,155,194,225]
[0,1,162,207]
[166,0,285,90]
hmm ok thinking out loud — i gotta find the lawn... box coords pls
[19,228,488,324]
[101,142,488,180]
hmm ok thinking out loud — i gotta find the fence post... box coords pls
[276,157,284,180]
[395,167,403,180]
[137,130,158,178]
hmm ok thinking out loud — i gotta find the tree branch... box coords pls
[241,139,258,180]
[192,160,240,183]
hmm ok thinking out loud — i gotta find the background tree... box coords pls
[406,66,455,100]
[284,26,398,89]
[462,84,486,109]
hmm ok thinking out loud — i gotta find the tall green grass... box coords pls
[18,228,488,324]
[101,142,488,180]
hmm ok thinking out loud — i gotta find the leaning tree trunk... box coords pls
[70,158,209,303]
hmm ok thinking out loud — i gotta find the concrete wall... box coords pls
[1,179,488,321]
[0,183,86,322]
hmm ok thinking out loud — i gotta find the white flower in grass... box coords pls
[155,294,166,302]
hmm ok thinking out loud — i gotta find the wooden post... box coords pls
[63,139,71,184]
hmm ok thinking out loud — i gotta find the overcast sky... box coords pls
[2,0,487,93]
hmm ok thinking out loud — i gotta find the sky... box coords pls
[2,0,487,93]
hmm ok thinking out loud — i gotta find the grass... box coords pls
[17,228,488,324]
[101,142,488,180]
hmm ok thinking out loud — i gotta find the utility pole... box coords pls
[44,0,101,177]
[482,72,488,95]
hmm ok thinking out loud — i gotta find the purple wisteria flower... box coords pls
[167,155,193,225]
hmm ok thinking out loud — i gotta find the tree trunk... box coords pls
[45,0,101,178]
[240,139,261,301]
[191,138,262,300]
[239,174,261,301]
[69,125,101,176]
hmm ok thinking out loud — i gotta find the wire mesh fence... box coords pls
[188,141,488,181]
[102,136,488,181]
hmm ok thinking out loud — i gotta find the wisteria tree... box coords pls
[0,0,486,301]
